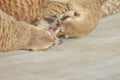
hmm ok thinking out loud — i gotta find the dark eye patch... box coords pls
[61,15,70,21]
[44,17,54,23]
[52,15,57,18]
[74,12,80,16]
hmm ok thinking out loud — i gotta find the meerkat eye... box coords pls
[61,15,70,21]
[44,17,54,23]
[74,12,80,16]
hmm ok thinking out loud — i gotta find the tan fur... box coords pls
[38,1,68,19]
[0,0,69,51]
[0,0,119,51]
[0,0,46,23]
[43,0,120,38]
[0,0,68,23]
[50,0,120,17]
[0,9,56,51]
[42,0,102,38]
[31,1,68,25]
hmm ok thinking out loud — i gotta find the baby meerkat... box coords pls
[41,0,102,38]
[49,0,120,38]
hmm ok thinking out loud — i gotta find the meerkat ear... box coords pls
[74,12,80,17]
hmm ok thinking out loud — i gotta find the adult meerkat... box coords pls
[0,0,68,51]
[0,9,59,51]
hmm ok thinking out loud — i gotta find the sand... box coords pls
[0,13,120,80]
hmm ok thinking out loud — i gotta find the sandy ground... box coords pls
[0,13,120,80]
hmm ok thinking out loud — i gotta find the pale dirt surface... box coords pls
[0,13,120,80]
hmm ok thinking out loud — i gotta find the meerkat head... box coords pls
[34,11,81,38]
[45,11,81,38]
[58,11,81,38]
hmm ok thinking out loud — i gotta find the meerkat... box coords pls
[0,0,119,51]
[0,9,59,51]
[35,0,102,38]
[0,0,68,51]
[31,1,69,45]
[39,0,120,38]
